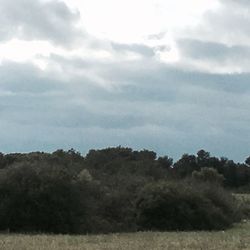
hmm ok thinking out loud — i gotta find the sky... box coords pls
[0,0,250,161]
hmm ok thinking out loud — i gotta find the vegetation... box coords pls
[0,147,249,234]
[136,181,239,231]
[0,221,249,250]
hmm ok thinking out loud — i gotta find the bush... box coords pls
[192,167,224,185]
[135,181,241,231]
[0,163,91,234]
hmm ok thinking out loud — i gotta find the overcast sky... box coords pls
[1,0,250,161]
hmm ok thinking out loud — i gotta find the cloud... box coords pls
[176,39,250,73]
[1,56,250,161]
[111,43,155,58]
[0,61,64,94]
[220,0,250,7]
[180,0,250,47]
[178,39,250,61]
[171,0,250,73]
[0,0,83,46]
[1,0,250,162]
[147,32,166,40]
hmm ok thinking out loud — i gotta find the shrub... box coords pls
[192,167,224,185]
[0,163,90,234]
[135,181,241,231]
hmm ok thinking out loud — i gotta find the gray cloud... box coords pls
[0,61,64,94]
[1,0,250,162]
[147,32,166,40]
[177,0,250,52]
[111,42,155,57]
[0,0,83,46]
[178,39,250,61]
[173,0,250,72]
[1,57,250,161]
[53,53,250,96]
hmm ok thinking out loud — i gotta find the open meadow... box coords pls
[0,221,249,250]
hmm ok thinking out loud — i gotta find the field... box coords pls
[0,221,249,250]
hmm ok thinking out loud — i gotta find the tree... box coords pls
[157,156,173,169]
[196,150,210,168]
[174,154,198,177]
[245,156,250,166]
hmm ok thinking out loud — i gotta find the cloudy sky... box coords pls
[1,0,250,161]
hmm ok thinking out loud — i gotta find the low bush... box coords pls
[135,181,241,231]
[192,167,224,185]
[0,163,92,234]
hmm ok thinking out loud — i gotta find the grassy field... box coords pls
[0,221,249,250]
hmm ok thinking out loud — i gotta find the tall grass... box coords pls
[0,221,249,250]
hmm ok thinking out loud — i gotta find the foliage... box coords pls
[0,162,94,234]
[192,167,225,185]
[0,147,249,234]
[135,181,240,231]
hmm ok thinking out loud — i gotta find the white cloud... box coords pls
[63,0,219,43]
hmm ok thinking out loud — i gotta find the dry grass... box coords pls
[0,221,249,250]
[234,193,250,219]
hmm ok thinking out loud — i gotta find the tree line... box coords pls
[0,147,249,234]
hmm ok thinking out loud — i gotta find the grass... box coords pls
[234,193,250,219]
[0,221,249,250]
[234,193,250,202]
